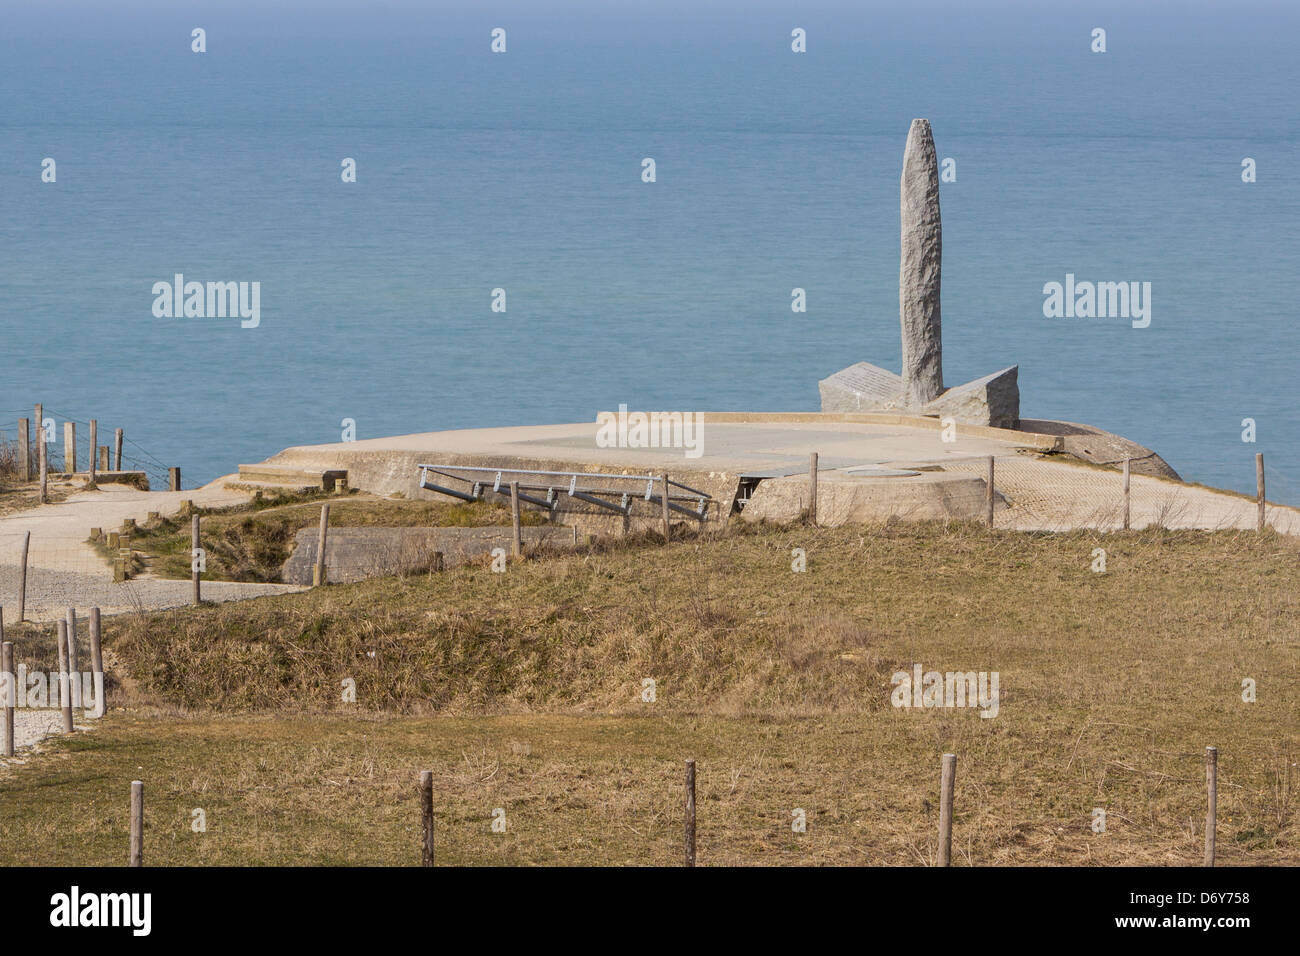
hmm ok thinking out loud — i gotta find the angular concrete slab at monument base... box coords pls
[819,363,1019,429]
[818,362,904,413]
[922,366,1019,430]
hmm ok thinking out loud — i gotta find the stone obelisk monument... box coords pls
[899,119,943,408]
[818,119,1020,428]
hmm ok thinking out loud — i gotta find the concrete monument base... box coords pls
[819,363,1020,429]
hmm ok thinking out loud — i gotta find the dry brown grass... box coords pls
[0,709,1292,866]
[0,521,1296,865]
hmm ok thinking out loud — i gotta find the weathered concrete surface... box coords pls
[923,366,1020,429]
[282,525,576,585]
[257,417,1047,504]
[742,470,1004,525]
[899,118,944,408]
[1020,419,1180,479]
[821,364,1021,427]
[245,415,1298,534]
[818,363,904,413]
[744,453,1300,533]
[934,456,1291,533]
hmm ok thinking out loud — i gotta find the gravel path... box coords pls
[0,477,306,619]
[0,566,306,621]
[5,709,66,753]
[0,479,253,572]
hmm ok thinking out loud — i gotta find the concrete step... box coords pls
[223,480,324,495]
[235,464,347,492]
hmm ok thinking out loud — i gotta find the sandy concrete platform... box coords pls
[256,412,1300,534]
[260,412,1056,498]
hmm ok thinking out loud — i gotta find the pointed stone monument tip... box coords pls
[818,119,1021,430]
[900,118,943,409]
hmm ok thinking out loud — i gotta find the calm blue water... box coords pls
[4,1,1299,500]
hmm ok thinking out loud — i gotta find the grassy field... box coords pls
[1,521,1297,865]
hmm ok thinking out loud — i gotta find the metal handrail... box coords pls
[416,463,711,519]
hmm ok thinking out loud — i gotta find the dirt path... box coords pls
[0,477,307,620]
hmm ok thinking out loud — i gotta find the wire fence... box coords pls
[0,407,177,491]
[878,453,1300,534]
[2,598,1293,864]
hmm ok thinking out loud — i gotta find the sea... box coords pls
[4,0,1298,500]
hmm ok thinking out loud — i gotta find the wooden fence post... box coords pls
[99,446,109,471]
[684,758,697,867]
[938,753,956,866]
[64,421,75,474]
[129,781,144,866]
[17,531,29,623]
[114,428,123,472]
[1204,746,1217,867]
[808,452,818,526]
[191,515,202,605]
[2,637,13,757]
[66,607,79,709]
[34,404,44,496]
[661,473,671,544]
[18,418,30,481]
[56,620,73,734]
[1256,453,1265,532]
[1122,458,1131,531]
[313,504,330,586]
[88,419,97,487]
[169,467,181,492]
[510,481,522,558]
[90,607,104,718]
[985,457,995,529]
[38,421,47,504]
[420,770,435,866]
